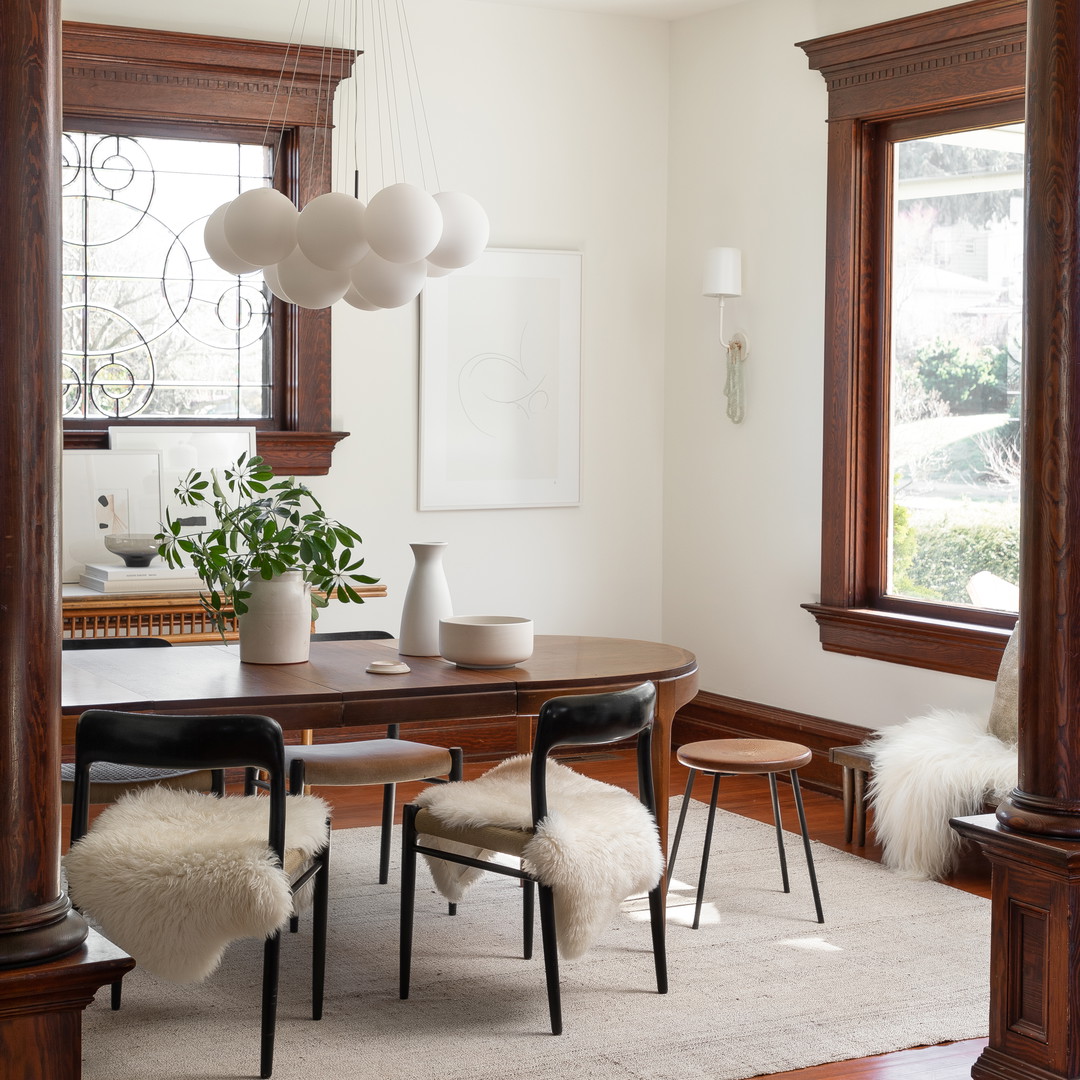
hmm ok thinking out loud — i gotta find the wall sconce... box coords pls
[702,246,748,423]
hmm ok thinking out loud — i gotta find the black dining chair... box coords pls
[399,682,667,1036]
[60,636,223,804]
[66,709,330,1080]
[287,630,463,884]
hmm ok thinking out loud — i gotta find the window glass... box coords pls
[888,123,1023,614]
[61,131,273,422]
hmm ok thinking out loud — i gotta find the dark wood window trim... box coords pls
[797,0,1027,679]
[61,22,357,475]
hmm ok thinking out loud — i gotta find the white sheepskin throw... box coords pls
[867,708,1017,880]
[414,755,663,960]
[64,787,330,984]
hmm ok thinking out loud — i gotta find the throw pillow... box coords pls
[987,623,1020,744]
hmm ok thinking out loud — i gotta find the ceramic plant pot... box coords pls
[398,541,452,656]
[238,570,311,664]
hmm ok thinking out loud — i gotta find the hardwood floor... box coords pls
[309,750,991,1080]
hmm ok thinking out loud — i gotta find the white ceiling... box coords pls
[478,0,741,20]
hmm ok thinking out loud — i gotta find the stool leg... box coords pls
[667,769,696,881]
[768,772,791,894]
[692,772,722,930]
[854,768,867,847]
[841,765,854,844]
[790,770,824,924]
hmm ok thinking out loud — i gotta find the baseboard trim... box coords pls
[673,691,871,798]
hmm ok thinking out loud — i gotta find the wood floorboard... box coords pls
[68,750,991,1079]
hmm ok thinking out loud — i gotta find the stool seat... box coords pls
[677,738,812,775]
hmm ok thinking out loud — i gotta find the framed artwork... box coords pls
[419,248,582,510]
[62,449,163,582]
[109,426,258,534]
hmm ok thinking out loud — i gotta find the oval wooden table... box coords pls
[62,634,699,844]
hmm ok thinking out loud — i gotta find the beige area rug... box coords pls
[81,799,990,1079]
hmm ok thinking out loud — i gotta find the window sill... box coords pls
[802,602,1011,680]
[63,429,349,476]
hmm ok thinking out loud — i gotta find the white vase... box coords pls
[398,541,453,656]
[238,571,312,664]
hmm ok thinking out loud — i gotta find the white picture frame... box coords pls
[108,426,258,534]
[419,248,582,510]
[62,449,163,583]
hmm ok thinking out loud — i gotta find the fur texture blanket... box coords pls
[867,708,1017,880]
[414,755,663,960]
[64,787,330,983]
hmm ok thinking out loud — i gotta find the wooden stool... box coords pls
[668,738,824,928]
[828,743,873,846]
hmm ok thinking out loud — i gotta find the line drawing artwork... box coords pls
[419,249,581,511]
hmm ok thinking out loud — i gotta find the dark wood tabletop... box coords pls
[61,634,699,840]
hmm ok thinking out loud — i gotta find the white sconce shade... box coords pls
[364,183,443,264]
[223,187,298,268]
[203,203,261,275]
[296,192,370,271]
[702,246,742,298]
[274,246,351,309]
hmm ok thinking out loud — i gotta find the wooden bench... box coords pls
[829,744,873,846]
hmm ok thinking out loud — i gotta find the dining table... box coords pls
[61,634,699,844]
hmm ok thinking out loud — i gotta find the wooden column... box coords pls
[952,2,1080,1078]
[0,1,130,1076]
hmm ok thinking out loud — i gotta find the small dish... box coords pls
[103,533,161,568]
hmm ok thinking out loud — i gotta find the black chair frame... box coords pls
[399,682,667,1036]
[69,709,330,1080]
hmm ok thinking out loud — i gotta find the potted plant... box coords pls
[156,453,377,664]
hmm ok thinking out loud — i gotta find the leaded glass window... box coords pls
[61,131,274,421]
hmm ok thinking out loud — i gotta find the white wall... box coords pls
[63,0,672,641]
[662,0,998,729]
[63,0,997,731]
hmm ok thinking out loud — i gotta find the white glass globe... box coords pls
[262,262,294,304]
[342,284,381,310]
[350,251,427,308]
[275,247,350,309]
[428,191,489,269]
[425,260,455,278]
[297,192,369,271]
[223,187,298,267]
[363,183,442,264]
[203,202,260,275]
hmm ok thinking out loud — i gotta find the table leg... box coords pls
[652,678,678,853]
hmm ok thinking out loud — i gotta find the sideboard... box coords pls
[61,583,388,643]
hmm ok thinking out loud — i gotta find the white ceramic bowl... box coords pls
[439,615,534,669]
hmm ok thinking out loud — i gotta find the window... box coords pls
[61,22,356,475]
[798,0,1026,679]
[62,132,275,422]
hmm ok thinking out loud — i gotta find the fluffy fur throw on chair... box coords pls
[64,787,330,983]
[414,755,663,960]
[867,708,1017,880]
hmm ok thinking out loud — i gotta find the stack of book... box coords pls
[79,562,203,594]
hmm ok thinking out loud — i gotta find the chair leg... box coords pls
[537,883,562,1035]
[399,803,419,1000]
[259,930,281,1079]
[768,772,791,894]
[692,772,721,930]
[311,833,330,1020]
[379,783,396,885]
[522,878,535,960]
[790,770,824,924]
[110,979,122,1010]
[666,769,697,881]
[449,747,464,782]
[647,883,667,994]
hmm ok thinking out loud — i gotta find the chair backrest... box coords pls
[63,636,173,650]
[69,710,287,859]
[530,682,658,825]
[310,630,392,641]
